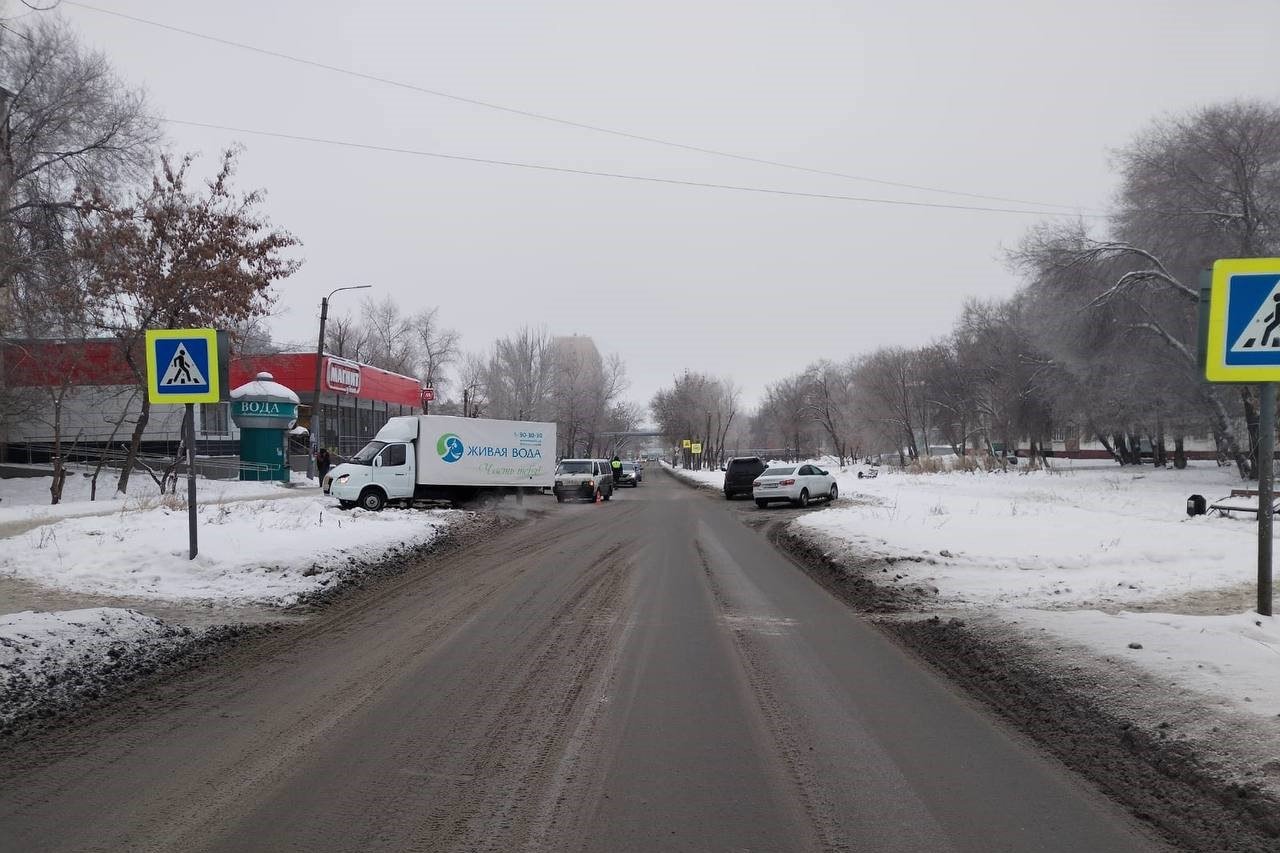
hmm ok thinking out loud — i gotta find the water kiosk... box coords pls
[230,372,299,482]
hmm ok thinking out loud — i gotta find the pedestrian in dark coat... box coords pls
[317,447,332,480]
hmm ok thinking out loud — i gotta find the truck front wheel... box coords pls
[337,500,356,510]
[358,488,386,512]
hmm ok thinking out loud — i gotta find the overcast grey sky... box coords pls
[46,0,1280,410]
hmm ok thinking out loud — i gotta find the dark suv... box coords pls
[723,456,767,500]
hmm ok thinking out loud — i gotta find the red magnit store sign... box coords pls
[229,354,420,407]
[324,357,361,394]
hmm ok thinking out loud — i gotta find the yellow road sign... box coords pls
[1206,258,1280,382]
[691,443,703,455]
[145,328,223,404]
[682,439,692,448]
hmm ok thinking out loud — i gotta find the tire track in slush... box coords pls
[145,522,604,852]
[407,539,638,851]
[694,534,853,853]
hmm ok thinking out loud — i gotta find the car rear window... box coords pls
[621,463,636,471]
[558,461,591,474]
[728,459,761,470]
[763,466,796,476]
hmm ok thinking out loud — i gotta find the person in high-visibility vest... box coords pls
[610,455,622,485]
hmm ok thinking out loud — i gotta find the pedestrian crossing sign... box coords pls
[145,328,225,404]
[1205,259,1280,382]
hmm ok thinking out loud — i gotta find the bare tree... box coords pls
[76,149,301,493]
[415,306,459,398]
[485,327,553,421]
[325,312,367,361]
[0,14,156,474]
[359,295,415,375]
[0,15,156,243]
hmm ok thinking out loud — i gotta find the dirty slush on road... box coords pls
[0,512,509,746]
[757,504,1280,853]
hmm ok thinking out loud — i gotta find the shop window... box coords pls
[200,402,230,435]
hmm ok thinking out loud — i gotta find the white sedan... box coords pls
[752,464,838,508]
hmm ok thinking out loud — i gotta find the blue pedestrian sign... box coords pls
[145,328,225,404]
[1205,259,1280,382]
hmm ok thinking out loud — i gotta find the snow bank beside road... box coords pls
[0,496,457,606]
[0,492,461,734]
[1011,609,1280,722]
[0,608,202,730]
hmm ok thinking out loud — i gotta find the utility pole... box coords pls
[308,285,370,478]
[705,411,712,471]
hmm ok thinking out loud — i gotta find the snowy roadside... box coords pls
[0,473,461,732]
[665,459,1280,799]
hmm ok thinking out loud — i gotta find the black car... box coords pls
[723,456,767,499]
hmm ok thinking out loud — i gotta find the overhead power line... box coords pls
[65,0,1101,213]
[164,117,1104,218]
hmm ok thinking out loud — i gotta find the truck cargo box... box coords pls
[375,415,556,489]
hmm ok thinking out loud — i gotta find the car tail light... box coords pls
[752,480,761,487]
[780,478,796,486]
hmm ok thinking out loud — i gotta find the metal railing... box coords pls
[13,442,278,480]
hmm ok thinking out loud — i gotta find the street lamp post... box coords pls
[308,284,371,478]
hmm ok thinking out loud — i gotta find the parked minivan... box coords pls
[723,456,767,499]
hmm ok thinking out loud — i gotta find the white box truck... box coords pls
[326,415,556,510]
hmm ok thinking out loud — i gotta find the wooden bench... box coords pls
[1209,489,1280,517]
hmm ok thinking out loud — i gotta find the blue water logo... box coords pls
[437,433,464,463]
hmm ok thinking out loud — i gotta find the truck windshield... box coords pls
[557,461,591,474]
[350,441,386,465]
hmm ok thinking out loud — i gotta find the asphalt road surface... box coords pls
[0,472,1168,852]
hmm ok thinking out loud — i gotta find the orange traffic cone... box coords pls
[595,490,603,504]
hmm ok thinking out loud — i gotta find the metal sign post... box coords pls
[1204,258,1280,616]
[186,402,198,559]
[145,328,226,562]
[1260,383,1275,615]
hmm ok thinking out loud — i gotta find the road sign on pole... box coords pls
[691,443,703,455]
[1205,258,1280,616]
[145,328,226,404]
[682,439,692,449]
[1205,258,1280,382]
[145,328,227,560]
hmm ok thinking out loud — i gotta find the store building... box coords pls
[0,340,421,460]
[229,353,422,455]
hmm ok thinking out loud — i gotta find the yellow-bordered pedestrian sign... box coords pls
[1206,258,1280,382]
[682,439,692,448]
[145,328,224,404]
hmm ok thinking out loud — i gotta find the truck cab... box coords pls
[328,437,415,511]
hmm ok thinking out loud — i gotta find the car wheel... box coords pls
[359,488,386,512]
[724,491,734,500]
[337,500,355,510]
[794,489,809,508]
[555,494,564,503]
[828,484,838,502]
[755,499,769,509]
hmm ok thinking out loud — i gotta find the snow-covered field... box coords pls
[0,495,454,605]
[666,459,1280,725]
[0,465,317,529]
